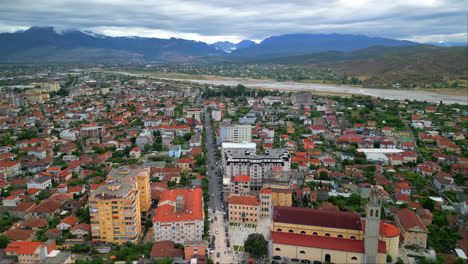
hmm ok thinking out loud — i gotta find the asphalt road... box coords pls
[203,107,235,263]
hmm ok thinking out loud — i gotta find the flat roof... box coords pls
[222,142,256,149]
[357,149,404,153]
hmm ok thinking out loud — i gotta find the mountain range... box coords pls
[0,26,440,63]
[211,40,256,53]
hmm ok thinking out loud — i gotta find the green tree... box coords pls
[319,171,330,180]
[0,235,10,248]
[244,233,268,257]
[395,258,404,264]
[145,219,153,229]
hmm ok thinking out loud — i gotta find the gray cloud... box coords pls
[0,0,466,43]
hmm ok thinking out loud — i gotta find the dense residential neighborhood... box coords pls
[0,67,466,264]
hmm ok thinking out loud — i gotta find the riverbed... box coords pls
[100,71,468,105]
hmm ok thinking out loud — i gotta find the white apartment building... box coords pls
[223,149,291,190]
[211,110,222,122]
[220,125,252,143]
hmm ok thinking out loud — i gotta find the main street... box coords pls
[203,106,235,263]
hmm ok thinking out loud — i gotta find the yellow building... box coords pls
[270,188,293,207]
[228,195,260,223]
[89,181,142,245]
[259,189,272,218]
[107,166,151,214]
[395,208,428,248]
[271,195,400,263]
[24,89,49,104]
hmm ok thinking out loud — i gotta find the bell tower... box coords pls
[365,190,381,263]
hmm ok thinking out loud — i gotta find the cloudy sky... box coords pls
[0,0,466,44]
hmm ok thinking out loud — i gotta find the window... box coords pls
[288,230,294,233]
[276,228,282,232]
[350,236,356,239]
[275,248,281,251]
[370,209,373,217]
[312,232,318,235]
[337,234,343,238]
[300,231,306,234]
[299,250,305,254]
[375,210,379,217]
[351,257,358,260]
[325,233,330,236]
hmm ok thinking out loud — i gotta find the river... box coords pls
[101,71,468,105]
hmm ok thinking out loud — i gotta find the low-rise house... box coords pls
[5,229,35,242]
[129,147,141,159]
[169,145,182,158]
[27,176,52,190]
[54,170,72,183]
[184,240,209,260]
[434,171,455,191]
[150,241,184,261]
[21,219,48,230]
[57,215,79,230]
[27,200,62,220]
[3,195,21,207]
[70,223,91,238]
[0,161,21,178]
[10,202,36,219]
[177,158,193,171]
[5,241,49,263]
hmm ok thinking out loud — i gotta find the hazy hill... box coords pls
[253,45,467,86]
[0,26,222,63]
[229,33,418,58]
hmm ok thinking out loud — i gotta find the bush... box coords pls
[387,255,393,262]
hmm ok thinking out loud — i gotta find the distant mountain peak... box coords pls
[211,40,256,53]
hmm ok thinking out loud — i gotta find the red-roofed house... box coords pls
[57,215,79,230]
[5,242,45,263]
[394,208,428,248]
[70,223,91,238]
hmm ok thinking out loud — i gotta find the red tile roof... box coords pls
[271,231,387,254]
[11,202,36,212]
[233,175,250,182]
[59,215,79,226]
[273,206,362,231]
[5,241,43,255]
[153,188,203,223]
[29,200,61,213]
[22,218,48,228]
[5,229,35,241]
[396,208,427,232]
[229,195,260,206]
[362,220,400,237]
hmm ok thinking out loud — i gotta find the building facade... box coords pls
[228,195,260,223]
[89,181,142,245]
[220,125,252,143]
[394,208,428,248]
[224,149,291,190]
[153,188,204,244]
[107,166,151,214]
[271,204,400,263]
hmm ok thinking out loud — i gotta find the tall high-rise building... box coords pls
[89,180,142,244]
[107,166,151,214]
[220,125,252,143]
